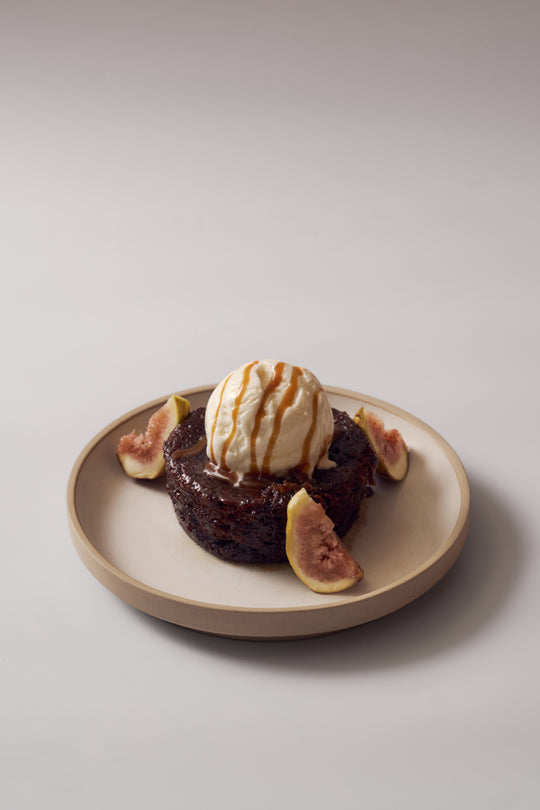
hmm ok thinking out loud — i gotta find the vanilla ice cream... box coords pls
[205,360,336,483]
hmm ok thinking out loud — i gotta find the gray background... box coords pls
[2,2,539,807]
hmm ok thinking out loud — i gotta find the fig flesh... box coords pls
[353,407,408,481]
[117,395,190,479]
[286,488,363,594]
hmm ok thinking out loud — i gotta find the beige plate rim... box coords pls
[66,385,470,640]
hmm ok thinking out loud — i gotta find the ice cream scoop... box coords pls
[205,360,336,483]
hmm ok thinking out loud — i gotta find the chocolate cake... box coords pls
[163,407,377,564]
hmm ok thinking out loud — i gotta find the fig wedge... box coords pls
[117,394,190,479]
[353,407,408,481]
[286,488,363,594]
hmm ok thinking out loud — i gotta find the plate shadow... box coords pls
[128,473,523,672]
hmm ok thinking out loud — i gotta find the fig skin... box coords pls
[286,488,363,594]
[353,407,408,482]
[117,395,190,479]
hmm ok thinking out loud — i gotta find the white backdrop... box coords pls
[2,1,539,808]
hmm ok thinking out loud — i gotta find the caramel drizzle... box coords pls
[208,371,233,465]
[219,360,257,470]
[249,361,286,475]
[260,364,303,476]
[171,437,207,461]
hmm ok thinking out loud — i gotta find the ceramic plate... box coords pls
[67,386,470,640]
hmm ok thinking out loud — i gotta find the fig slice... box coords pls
[286,488,363,594]
[353,407,408,481]
[117,394,190,479]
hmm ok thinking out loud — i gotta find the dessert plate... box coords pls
[67,386,470,640]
